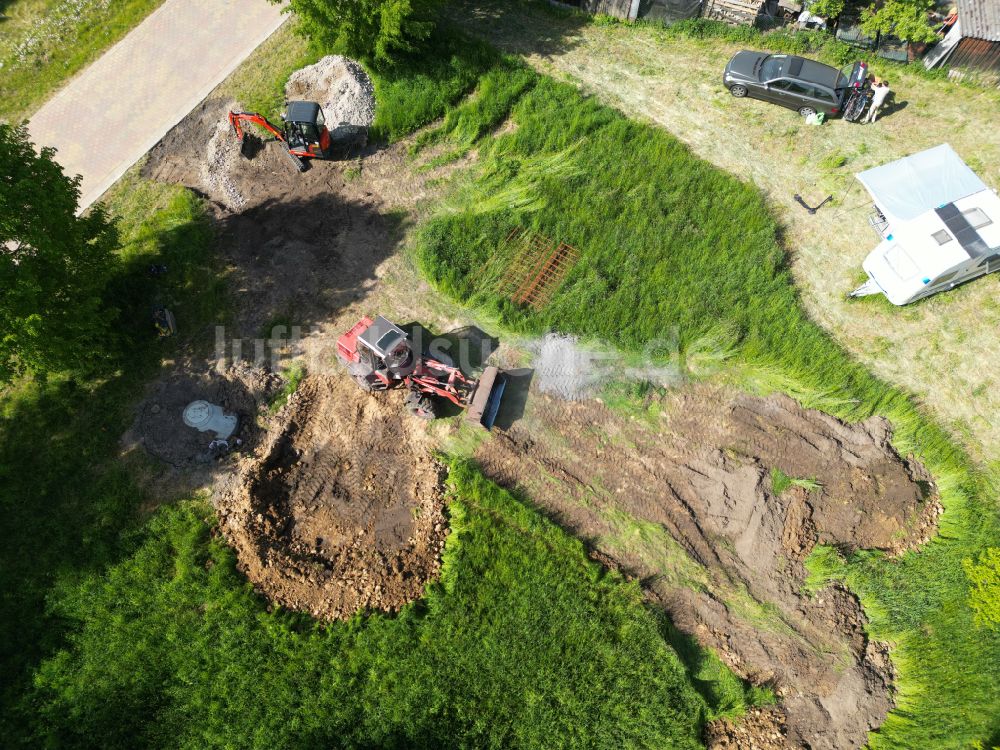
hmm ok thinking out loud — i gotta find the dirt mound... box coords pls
[475,385,940,750]
[285,55,376,127]
[201,113,250,210]
[217,374,446,620]
[705,706,788,750]
[133,363,280,468]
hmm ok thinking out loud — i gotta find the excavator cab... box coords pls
[281,101,331,159]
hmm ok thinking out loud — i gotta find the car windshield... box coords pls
[835,63,854,90]
[758,55,788,81]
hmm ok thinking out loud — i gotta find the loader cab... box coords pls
[281,101,331,158]
[356,316,415,376]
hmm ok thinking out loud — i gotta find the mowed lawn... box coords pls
[0,0,165,122]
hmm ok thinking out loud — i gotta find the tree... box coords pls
[0,124,119,383]
[807,0,846,22]
[283,0,443,68]
[860,0,937,43]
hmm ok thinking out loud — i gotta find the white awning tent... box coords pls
[856,143,988,226]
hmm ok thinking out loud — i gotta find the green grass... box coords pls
[770,468,821,495]
[0,170,218,739]
[23,459,740,748]
[368,28,504,142]
[0,0,166,122]
[269,362,305,413]
[414,66,1000,749]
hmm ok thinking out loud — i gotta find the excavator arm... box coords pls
[228,111,285,143]
[227,111,306,172]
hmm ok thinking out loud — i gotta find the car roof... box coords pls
[791,57,840,88]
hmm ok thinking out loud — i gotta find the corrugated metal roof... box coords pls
[957,0,1000,42]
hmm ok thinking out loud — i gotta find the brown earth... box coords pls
[475,385,939,750]
[124,361,280,469]
[217,374,446,619]
[705,706,788,750]
[133,74,944,746]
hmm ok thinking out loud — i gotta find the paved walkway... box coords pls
[28,0,287,211]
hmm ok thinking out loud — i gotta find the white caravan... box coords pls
[850,144,1000,305]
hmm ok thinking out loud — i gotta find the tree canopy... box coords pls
[861,0,937,43]
[0,124,119,383]
[282,0,443,68]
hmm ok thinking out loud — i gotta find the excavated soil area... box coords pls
[476,385,940,750]
[218,374,446,620]
[129,363,280,468]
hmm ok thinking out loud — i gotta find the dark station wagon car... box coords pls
[723,51,866,118]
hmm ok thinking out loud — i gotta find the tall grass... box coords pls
[415,68,1000,749]
[25,460,735,748]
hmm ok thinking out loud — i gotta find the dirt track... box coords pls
[476,385,938,750]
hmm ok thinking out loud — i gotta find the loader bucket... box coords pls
[466,366,506,430]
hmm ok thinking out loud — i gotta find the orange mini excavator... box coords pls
[228,101,366,172]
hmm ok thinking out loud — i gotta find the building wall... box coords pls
[950,36,1000,73]
[580,0,638,19]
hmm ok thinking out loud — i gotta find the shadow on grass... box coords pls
[0,165,427,735]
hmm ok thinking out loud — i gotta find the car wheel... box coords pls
[798,106,817,117]
[729,84,748,98]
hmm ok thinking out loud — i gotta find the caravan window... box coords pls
[962,207,992,230]
[932,229,953,245]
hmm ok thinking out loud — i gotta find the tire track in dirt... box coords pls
[475,384,940,750]
[216,374,447,620]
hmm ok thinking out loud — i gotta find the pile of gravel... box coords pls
[285,55,376,127]
[201,112,247,210]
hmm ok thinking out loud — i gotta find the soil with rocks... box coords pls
[217,374,447,619]
[285,55,376,128]
[475,384,940,750]
[705,706,789,750]
[130,362,281,468]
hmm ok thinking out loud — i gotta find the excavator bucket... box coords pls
[239,133,262,159]
[466,366,507,430]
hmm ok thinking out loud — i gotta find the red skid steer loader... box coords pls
[228,101,367,172]
[336,316,507,428]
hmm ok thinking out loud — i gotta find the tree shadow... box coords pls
[213,192,407,343]
[450,0,589,61]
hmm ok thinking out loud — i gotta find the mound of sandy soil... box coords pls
[475,385,941,750]
[285,55,376,127]
[133,363,281,468]
[217,374,446,620]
